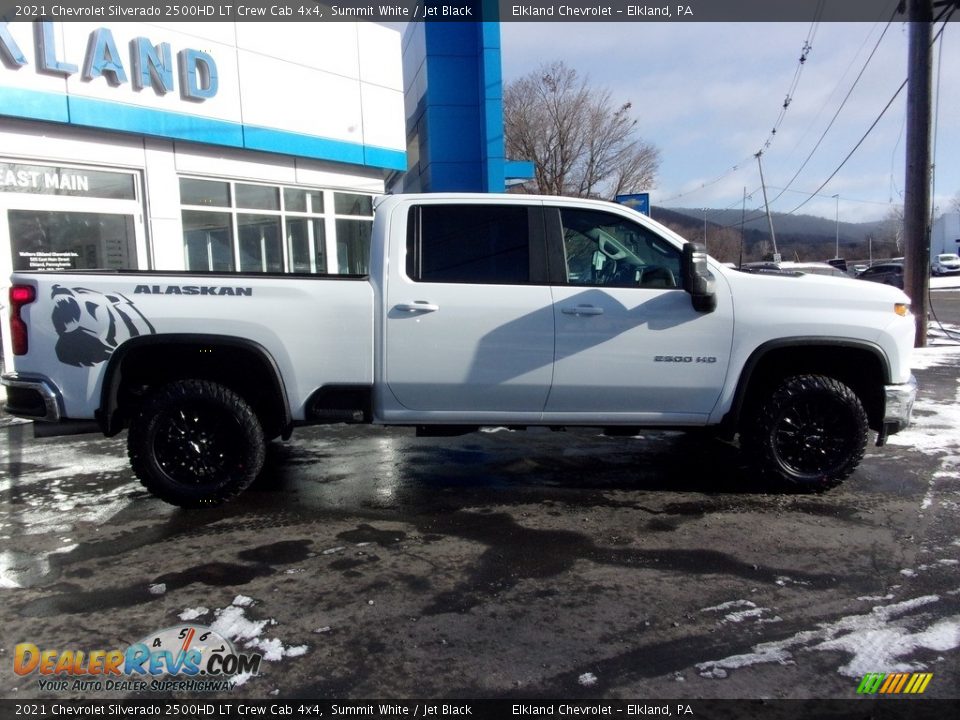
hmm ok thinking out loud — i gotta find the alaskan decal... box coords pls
[133,285,253,296]
[51,285,156,367]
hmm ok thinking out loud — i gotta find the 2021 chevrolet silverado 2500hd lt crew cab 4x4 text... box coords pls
[3,194,918,507]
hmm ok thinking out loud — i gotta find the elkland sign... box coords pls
[0,20,218,100]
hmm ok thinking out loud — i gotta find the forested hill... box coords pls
[653,207,897,263]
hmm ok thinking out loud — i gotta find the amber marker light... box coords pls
[894,303,910,317]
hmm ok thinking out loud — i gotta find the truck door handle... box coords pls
[395,302,440,313]
[562,305,604,316]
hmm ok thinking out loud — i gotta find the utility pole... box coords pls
[833,194,840,259]
[755,152,780,262]
[702,208,708,251]
[739,187,747,268]
[903,0,933,347]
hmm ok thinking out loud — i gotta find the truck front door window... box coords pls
[560,208,681,289]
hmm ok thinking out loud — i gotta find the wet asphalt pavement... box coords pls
[1,292,959,702]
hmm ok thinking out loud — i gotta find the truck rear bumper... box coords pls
[876,374,917,446]
[1,372,63,422]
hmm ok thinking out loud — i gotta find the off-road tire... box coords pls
[128,379,265,508]
[740,374,868,492]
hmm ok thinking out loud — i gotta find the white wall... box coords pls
[0,20,405,158]
[932,212,960,258]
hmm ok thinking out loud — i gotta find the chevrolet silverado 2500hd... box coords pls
[3,194,917,506]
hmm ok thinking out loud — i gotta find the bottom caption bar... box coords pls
[1,699,958,720]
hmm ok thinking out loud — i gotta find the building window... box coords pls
[2,161,142,272]
[238,214,282,273]
[183,210,234,272]
[333,192,373,275]
[9,210,137,271]
[179,178,373,274]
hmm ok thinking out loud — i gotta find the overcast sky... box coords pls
[499,19,959,223]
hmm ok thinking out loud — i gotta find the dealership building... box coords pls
[0,18,528,360]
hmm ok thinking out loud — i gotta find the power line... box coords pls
[659,15,823,206]
[762,3,900,209]
[889,113,907,203]
[785,15,953,217]
[658,159,753,205]
[767,187,898,207]
[783,10,895,162]
[784,80,907,215]
[757,3,823,154]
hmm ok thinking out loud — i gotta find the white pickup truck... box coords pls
[3,193,917,507]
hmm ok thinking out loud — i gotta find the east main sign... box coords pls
[0,21,218,100]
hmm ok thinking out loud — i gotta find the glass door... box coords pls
[0,162,146,364]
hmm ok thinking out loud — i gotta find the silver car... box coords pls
[932,253,960,276]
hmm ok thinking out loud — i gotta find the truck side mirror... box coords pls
[682,242,717,313]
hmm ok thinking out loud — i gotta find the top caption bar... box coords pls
[0,0,936,22]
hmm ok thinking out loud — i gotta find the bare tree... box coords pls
[504,61,660,199]
[882,205,904,254]
[952,191,960,214]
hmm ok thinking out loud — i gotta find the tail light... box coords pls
[10,284,36,355]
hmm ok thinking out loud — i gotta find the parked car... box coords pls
[738,261,787,275]
[780,261,850,278]
[858,262,904,289]
[932,253,960,276]
[739,261,849,278]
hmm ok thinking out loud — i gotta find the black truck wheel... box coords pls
[740,374,868,491]
[128,379,265,507]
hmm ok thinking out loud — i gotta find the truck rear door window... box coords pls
[408,205,530,284]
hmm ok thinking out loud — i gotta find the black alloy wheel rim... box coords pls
[773,396,855,477]
[153,403,244,485]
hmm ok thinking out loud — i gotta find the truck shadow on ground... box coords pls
[252,427,777,513]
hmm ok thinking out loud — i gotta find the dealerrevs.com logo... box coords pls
[14,624,262,693]
[857,672,934,695]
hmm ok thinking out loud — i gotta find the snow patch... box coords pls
[578,672,598,687]
[701,600,756,613]
[775,576,812,587]
[887,370,960,461]
[696,595,956,679]
[701,600,781,625]
[179,607,209,621]
[910,346,960,370]
[193,600,310,687]
[211,605,268,642]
